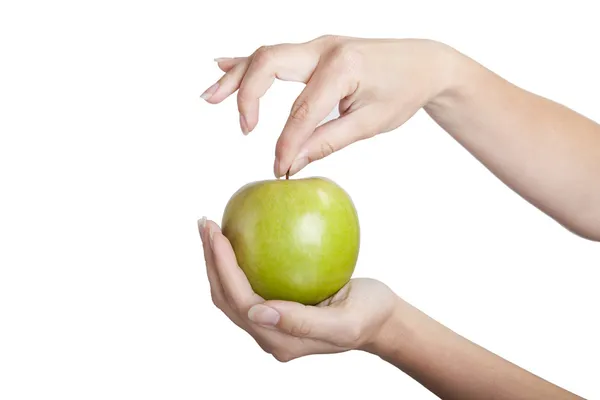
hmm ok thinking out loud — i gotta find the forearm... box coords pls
[424,49,600,241]
[364,298,583,400]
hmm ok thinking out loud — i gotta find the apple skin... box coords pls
[221,177,360,305]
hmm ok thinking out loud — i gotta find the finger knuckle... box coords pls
[329,43,361,76]
[230,301,246,316]
[317,141,335,161]
[253,45,274,66]
[290,99,310,123]
[210,290,223,309]
[272,350,293,363]
[344,325,364,347]
[256,340,273,355]
[316,34,340,43]
[289,320,312,338]
[330,42,354,63]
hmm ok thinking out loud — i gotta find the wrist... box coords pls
[426,42,476,110]
[359,296,416,360]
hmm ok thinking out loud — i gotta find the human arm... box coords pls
[201,35,600,241]
[198,217,584,399]
[364,296,584,400]
[424,55,600,241]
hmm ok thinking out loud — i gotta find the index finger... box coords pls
[274,66,347,178]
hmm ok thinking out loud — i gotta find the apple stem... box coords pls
[285,170,289,180]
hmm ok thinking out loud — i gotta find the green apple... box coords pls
[221,176,360,305]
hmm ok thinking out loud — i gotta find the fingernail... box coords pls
[289,153,309,176]
[239,114,249,135]
[248,304,280,326]
[214,57,233,62]
[198,216,207,241]
[200,82,219,101]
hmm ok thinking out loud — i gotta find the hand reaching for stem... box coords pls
[201,34,600,240]
[201,35,455,178]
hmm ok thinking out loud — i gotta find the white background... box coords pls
[1,1,599,399]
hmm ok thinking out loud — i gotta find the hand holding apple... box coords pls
[198,218,398,362]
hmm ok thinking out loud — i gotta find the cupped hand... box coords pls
[201,35,458,177]
[198,217,398,362]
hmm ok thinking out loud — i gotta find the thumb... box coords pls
[248,301,350,341]
[287,105,381,176]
